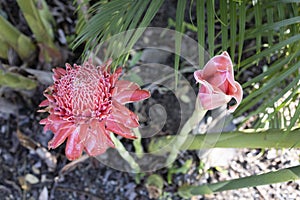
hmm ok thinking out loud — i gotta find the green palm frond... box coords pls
[73,0,164,64]
[174,0,187,86]
[232,1,300,130]
[189,0,300,130]
[196,0,205,67]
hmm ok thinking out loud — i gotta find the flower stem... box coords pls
[133,128,144,158]
[110,133,140,173]
[149,128,300,152]
[165,104,207,166]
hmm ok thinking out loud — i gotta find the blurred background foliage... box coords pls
[0,0,63,90]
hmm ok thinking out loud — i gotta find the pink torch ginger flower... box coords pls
[39,60,150,160]
[194,51,243,112]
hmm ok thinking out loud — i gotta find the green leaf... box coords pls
[73,0,164,64]
[174,0,186,87]
[254,0,262,54]
[0,15,36,61]
[236,58,300,116]
[237,1,246,67]
[196,0,205,68]
[17,0,59,62]
[0,70,37,90]
[0,37,9,59]
[220,0,228,51]
[237,34,300,74]
[229,0,237,60]
[207,0,214,56]
[179,165,300,197]
[167,159,193,184]
[149,128,300,152]
[110,133,140,173]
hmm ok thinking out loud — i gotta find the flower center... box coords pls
[54,63,113,123]
[71,64,112,122]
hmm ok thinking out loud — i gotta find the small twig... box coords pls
[59,154,89,176]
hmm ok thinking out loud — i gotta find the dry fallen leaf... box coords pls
[17,129,57,171]
[18,176,31,191]
[17,129,39,151]
[59,154,89,175]
[36,147,57,172]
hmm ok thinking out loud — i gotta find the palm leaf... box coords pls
[174,0,187,86]
[73,0,164,64]
[225,0,300,130]
[196,0,205,67]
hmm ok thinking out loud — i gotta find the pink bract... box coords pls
[194,51,243,112]
[39,60,150,160]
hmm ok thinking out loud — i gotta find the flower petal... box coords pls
[193,70,204,83]
[39,99,49,107]
[113,89,150,104]
[65,127,84,160]
[197,51,234,86]
[108,101,139,128]
[106,119,137,139]
[39,118,49,125]
[227,81,243,112]
[40,114,72,133]
[194,51,243,112]
[83,121,114,156]
[198,82,231,110]
[195,69,227,92]
[109,67,122,87]
[113,80,140,97]
[52,67,66,81]
[48,125,75,149]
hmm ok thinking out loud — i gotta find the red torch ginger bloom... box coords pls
[194,51,243,112]
[39,60,150,160]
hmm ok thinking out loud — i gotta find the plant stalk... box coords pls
[178,165,300,197]
[148,128,300,152]
[165,103,207,165]
[110,133,140,173]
